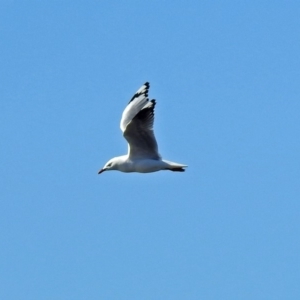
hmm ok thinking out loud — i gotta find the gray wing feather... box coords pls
[123,99,161,160]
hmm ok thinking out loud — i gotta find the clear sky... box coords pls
[1,1,300,299]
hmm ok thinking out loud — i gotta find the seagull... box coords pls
[98,82,187,174]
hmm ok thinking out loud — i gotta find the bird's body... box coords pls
[98,82,187,174]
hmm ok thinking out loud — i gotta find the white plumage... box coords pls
[98,82,187,174]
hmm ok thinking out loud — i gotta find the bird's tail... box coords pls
[163,160,188,172]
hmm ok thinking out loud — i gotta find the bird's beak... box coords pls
[98,168,105,174]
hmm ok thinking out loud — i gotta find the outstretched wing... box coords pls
[120,82,161,160]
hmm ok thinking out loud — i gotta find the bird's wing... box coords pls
[120,82,161,160]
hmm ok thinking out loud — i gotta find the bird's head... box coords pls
[98,158,119,174]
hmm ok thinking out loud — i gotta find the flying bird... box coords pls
[98,82,187,174]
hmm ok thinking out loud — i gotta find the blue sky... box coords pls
[1,1,300,299]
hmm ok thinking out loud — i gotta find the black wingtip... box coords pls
[144,82,150,96]
[128,82,151,103]
[150,99,156,109]
[169,167,185,172]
